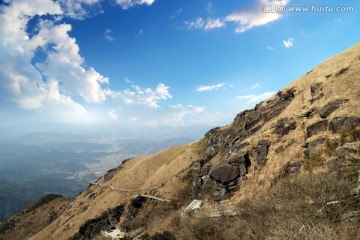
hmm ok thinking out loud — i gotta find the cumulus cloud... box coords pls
[104,29,115,41]
[114,0,155,10]
[283,38,294,48]
[58,0,103,19]
[111,83,172,107]
[0,0,109,122]
[196,83,225,92]
[238,91,275,103]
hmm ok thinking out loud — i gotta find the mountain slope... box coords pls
[12,43,360,239]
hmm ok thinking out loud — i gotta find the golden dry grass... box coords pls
[28,43,360,239]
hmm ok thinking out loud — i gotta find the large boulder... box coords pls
[209,162,240,185]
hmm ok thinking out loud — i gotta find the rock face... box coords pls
[209,162,240,185]
[304,138,325,159]
[319,99,348,118]
[273,118,297,136]
[329,116,360,133]
[311,82,322,97]
[256,141,270,166]
[306,120,328,138]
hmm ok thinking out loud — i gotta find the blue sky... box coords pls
[0,0,359,136]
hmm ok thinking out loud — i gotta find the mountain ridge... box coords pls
[2,42,360,239]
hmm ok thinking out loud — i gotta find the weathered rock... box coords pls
[319,99,349,118]
[329,116,360,133]
[199,165,210,177]
[304,138,325,158]
[288,161,304,173]
[302,108,316,118]
[209,162,240,184]
[273,118,297,136]
[245,112,261,130]
[306,120,328,138]
[256,141,270,166]
[191,162,202,171]
[239,164,247,176]
[228,153,250,166]
[311,82,322,97]
[213,188,229,201]
[204,146,217,160]
[204,126,220,138]
[234,109,255,126]
[263,89,295,121]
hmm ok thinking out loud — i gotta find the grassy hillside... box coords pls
[11,42,360,239]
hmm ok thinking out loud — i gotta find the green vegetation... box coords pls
[26,194,63,213]
[0,219,15,234]
[340,125,360,144]
[307,151,325,170]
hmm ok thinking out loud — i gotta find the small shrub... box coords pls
[0,219,16,234]
[27,194,63,213]
[323,139,339,156]
[307,151,325,170]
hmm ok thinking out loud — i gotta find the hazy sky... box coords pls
[0,0,359,134]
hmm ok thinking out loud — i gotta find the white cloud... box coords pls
[238,91,275,103]
[205,18,225,30]
[125,77,133,83]
[251,83,260,89]
[186,0,288,33]
[186,17,205,29]
[0,0,110,122]
[58,0,102,19]
[104,29,114,41]
[115,0,155,10]
[107,108,118,120]
[111,83,172,107]
[283,38,294,48]
[186,17,225,30]
[267,46,274,50]
[226,0,289,33]
[197,83,225,92]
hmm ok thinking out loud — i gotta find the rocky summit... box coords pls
[1,43,360,240]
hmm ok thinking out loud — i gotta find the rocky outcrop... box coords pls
[302,108,317,118]
[329,116,360,133]
[310,82,322,97]
[209,162,240,185]
[306,120,328,138]
[71,205,124,240]
[273,118,297,136]
[256,141,270,166]
[319,99,349,118]
[304,138,325,159]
